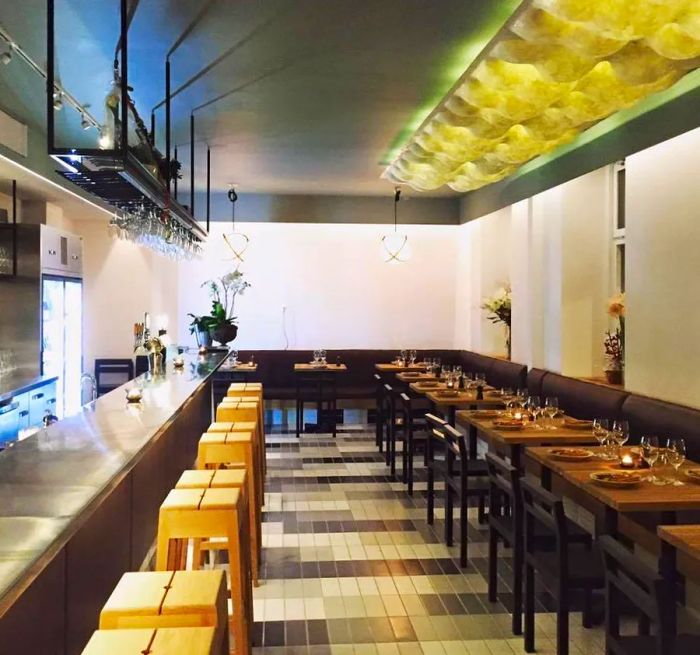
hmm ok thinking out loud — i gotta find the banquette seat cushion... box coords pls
[621,394,700,460]
[541,373,628,421]
[526,368,549,398]
[487,360,527,391]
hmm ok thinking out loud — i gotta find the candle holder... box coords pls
[125,387,143,404]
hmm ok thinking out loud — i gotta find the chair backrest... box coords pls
[95,358,134,396]
[485,452,519,504]
[443,423,467,461]
[599,535,674,652]
[520,477,568,545]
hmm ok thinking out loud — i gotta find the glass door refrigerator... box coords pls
[41,276,83,418]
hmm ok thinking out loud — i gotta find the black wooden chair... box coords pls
[486,453,592,636]
[442,423,489,567]
[600,535,700,655]
[399,392,429,495]
[384,383,406,476]
[374,373,385,451]
[521,477,603,655]
[95,358,134,396]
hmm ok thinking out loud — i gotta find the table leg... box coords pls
[295,379,301,439]
[659,537,678,652]
[332,377,338,439]
[602,506,618,536]
[447,405,456,427]
[468,424,477,460]
[510,445,522,471]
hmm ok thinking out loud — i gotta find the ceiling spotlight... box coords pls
[80,113,91,130]
[0,46,12,65]
[53,91,63,111]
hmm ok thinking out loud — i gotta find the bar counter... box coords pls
[0,350,227,655]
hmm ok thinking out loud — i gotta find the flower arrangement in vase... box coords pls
[188,270,251,347]
[604,292,625,385]
[481,284,512,359]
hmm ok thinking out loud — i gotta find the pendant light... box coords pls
[380,187,411,264]
[223,186,249,267]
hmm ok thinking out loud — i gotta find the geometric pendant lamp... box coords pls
[380,187,411,264]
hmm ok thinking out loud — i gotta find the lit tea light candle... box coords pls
[173,356,185,368]
[513,412,523,421]
[620,454,635,469]
[125,387,143,403]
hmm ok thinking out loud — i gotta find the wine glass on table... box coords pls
[399,349,407,366]
[409,349,417,365]
[594,419,612,459]
[544,397,559,430]
[527,395,541,425]
[320,349,327,365]
[667,438,686,485]
[640,436,659,479]
[313,349,321,364]
[610,420,629,460]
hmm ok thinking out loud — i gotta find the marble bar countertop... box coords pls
[0,372,58,403]
[0,350,227,607]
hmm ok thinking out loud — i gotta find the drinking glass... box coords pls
[593,419,613,459]
[667,438,686,485]
[640,436,659,479]
[475,372,486,386]
[527,396,541,423]
[441,365,451,380]
[409,349,417,365]
[320,349,327,364]
[544,397,559,430]
[313,349,321,363]
[399,349,407,364]
[454,365,462,375]
[610,420,629,458]
[231,349,239,365]
[651,449,674,486]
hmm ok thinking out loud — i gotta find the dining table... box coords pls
[526,445,700,636]
[395,371,438,383]
[456,410,597,468]
[293,363,347,438]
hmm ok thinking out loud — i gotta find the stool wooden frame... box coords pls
[81,626,217,655]
[176,468,261,587]
[99,570,229,655]
[156,487,252,655]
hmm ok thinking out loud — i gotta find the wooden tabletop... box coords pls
[540,462,700,512]
[456,410,599,446]
[525,446,615,475]
[293,363,348,372]
[396,372,438,383]
[424,390,504,408]
[658,525,700,560]
[375,363,427,372]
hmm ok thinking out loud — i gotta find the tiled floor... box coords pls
[250,426,606,654]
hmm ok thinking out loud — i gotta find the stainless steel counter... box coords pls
[0,350,226,612]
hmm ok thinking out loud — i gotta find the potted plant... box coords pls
[481,284,512,359]
[604,292,625,385]
[188,314,214,348]
[202,270,251,346]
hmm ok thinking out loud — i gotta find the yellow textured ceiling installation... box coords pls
[383,0,700,193]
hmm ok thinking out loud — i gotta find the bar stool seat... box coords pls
[81,627,216,655]
[226,386,266,477]
[176,468,261,586]
[213,404,265,498]
[198,431,261,518]
[99,570,228,655]
[156,488,252,655]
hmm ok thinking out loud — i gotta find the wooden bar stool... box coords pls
[81,627,216,655]
[214,402,265,498]
[156,488,252,655]
[99,570,228,655]
[226,384,266,477]
[176,469,261,587]
[199,431,261,517]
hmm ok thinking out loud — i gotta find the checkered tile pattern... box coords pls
[247,426,606,654]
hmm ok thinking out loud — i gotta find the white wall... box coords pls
[626,126,700,407]
[177,222,458,351]
[453,207,512,357]
[76,220,179,373]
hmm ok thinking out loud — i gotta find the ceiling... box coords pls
[0,0,521,197]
